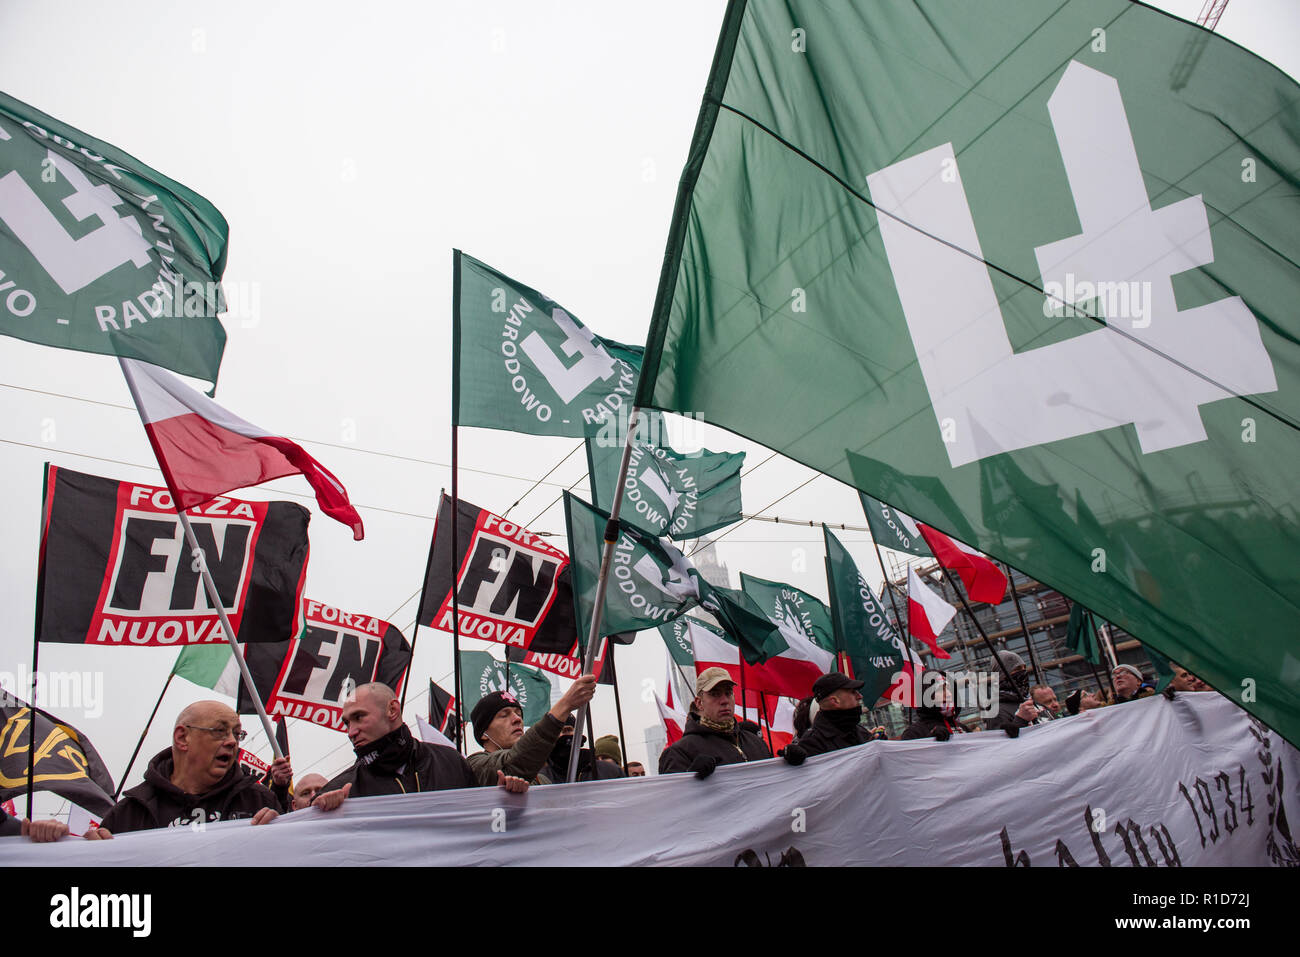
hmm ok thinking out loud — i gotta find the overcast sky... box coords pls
[1,0,1296,811]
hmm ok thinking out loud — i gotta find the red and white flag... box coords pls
[917,524,1006,604]
[689,617,830,699]
[120,358,364,539]
[738,690,795,754]
[654,690,688,746]
[907,567,955,659]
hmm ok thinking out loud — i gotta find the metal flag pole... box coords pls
[115,669,176,800]
[566,405,643,783]
[176,511,282,759]
[451,251,466,754]
[871,540,924,659]
[943,570,1021,694]
[608,643,631,776]
[401,486,446,715]
[1002,562,1044,685]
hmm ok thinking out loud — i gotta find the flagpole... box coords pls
[871,541,920,659]
[566,405,643,783]
[823,555,847,675]
[608,644,631,775]
[402,486,445,715]
[1066,599,1109,694]
[1090,611,1119,697]
[25,609,41,820]
[176,510,282,759]
[943,571,1020,693]
[451,251,466,754]
[1002,562,1044,686]
[758,693,775,754]
[115,669,176,800]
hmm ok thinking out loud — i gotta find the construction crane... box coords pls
[1169,0,1230,91]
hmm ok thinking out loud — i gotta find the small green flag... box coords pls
[454,251,646,437]
[1142,643,1178,694]
[738,572,836,656]
[172,643,238,696]
[0,91,229,389]
[657,618,707,668]
[586,424,743,539]
[1065,603,1105,667]
[460,650,551,728]
[823,525,922,706]
[858,492,931,559]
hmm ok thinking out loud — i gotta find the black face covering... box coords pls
[549,735,591,772]
[1012,670,1031,697]
[823,705,864,730]
[355,724,414,774]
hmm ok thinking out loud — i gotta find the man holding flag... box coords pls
[467,674,598,787]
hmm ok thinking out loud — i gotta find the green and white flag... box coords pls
[738,572,835,656]
[172,643,239,696]
[460,650,551,729]
[454,251,648,437]
[637,1,1300,744]
[858,492,930,559]
[564,491,778,663]
[0,92,229,388]
[823,526,922,706]
[657,617,704,668]
[586,424,744,539]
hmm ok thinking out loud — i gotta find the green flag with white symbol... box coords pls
[657,617,707,668]
[586,423,744,539]
[460,650,551,728]
[823,526,921,706]
[564,491,778,663]
[858,492,931,559]
[454,250,648,437]
[738,572,836,657]
[0,92,229,389]
[637,0,1300,744]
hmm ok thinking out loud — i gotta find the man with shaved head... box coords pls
[98,700,283,835]
[290,773,330,811]
[312,682,522,810]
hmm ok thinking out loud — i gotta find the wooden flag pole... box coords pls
[1002,562,1045,686]
[567,405,642,783]
[115,669,176,800]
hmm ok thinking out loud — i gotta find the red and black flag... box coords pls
[0,694,116,816]
[234,599,412,733]
[36,465,310,647]
[418,494,578,656]
[428,679,460,740]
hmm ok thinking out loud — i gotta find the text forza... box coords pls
[49,887,151,937]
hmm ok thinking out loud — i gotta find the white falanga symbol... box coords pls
[866,60,1278,468]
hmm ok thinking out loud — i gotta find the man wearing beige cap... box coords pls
[657,667,770,778]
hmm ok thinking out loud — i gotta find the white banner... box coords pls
[5,694,1296,866]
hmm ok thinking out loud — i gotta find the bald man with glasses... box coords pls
[98,700,285,836]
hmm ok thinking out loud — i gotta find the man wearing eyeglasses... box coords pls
[98,700,284,835]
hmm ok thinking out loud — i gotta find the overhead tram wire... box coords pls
[501,442,584,518]
[687,472,822,557]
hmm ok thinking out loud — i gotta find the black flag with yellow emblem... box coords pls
[0,693,116,815]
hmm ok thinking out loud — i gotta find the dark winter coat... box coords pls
[899,708,965,740]
[793,709,876,756]
[100,748,281,834]
[325,727,477,797]
[658,716,770,774]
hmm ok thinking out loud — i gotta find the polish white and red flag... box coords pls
[907,567,955,659]
[689,617,830,700]
[654,688,688,746]
[917,524,1006,604]
[738,690,795,754]
[120,358,364,539]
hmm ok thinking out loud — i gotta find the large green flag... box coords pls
[454,250,649,437]
[637,1,1300,744]
[822,526,922,706]
[564,491,778,662]
[858,492,931,559]
[586,424,744,539]
[0,92,229,388]
[738,572,836,656]
[459,650,551,729]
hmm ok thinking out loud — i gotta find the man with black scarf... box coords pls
[782,673,875,764]
[313,683,526,809]
[985,651,1050,736]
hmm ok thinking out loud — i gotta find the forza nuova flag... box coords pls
[418,494,577,655]
[37,466,309,646]
[823,526,923,706]
[0,694,116,816]
[459,651,551,728]
[637,1,1300,744]
[454,251,646,437]
[0,92,228,387]
[859,492,930,559]
[234,599,412,732]
[586,424,744,539]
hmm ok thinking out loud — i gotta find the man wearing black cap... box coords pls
[782,673,875,764]
[658,667,770,778]
[466,674,598,786]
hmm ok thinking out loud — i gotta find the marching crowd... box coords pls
[2,654,1212,842]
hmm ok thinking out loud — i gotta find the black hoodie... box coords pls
[100,748,281,834]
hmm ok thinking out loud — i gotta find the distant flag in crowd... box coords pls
[1065,602,1105,667]
[428,679,460,741]
[453,250,650,438]
[653,689,687,747]
[739,573,837,658]
[419,494,579,656]
[858,492,931,558]
[37,466,309,646]
[234,599,412,733]
[585,423,744,539]
[505,637,610,683]
[906,567,955,659]
[917,524,1007,605]
[119,357,364,539]
[631,0,1300,745]
[823,526,924,706]
[0,91,230,388]
[686,614,829,701]
[459,651,551,730]
[656,618,698,669]
[0,694,116,816]
[415,714,455,749]
[737,690,795,755]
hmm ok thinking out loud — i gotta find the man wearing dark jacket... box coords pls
[315,683,506,808]
[985,651,1048,735]
[658,668,769,778]
[100,700,281,834]
[467,674,598,786]
[783,673,874,763]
